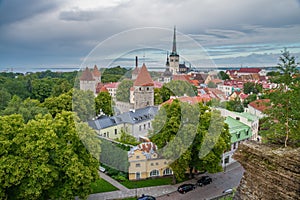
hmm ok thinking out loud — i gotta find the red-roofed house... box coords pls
[161,95,211,106]
[104,82,119,99]
[128,142,172,180]
[248,99,270,118]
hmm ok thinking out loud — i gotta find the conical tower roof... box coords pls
[134,64,154,86]
[80,67,94,81]
[92,65,101,77]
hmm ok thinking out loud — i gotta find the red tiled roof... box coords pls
[92,65,101,77]
[104,82,119,88]
[238,68,261,73]
[162,95,211,105]
[173,74,191,82]
[248,99,270,112]
[80,67,95,81]
[100,86,108,93]
[134,64,154,86]
[137,142,157,153]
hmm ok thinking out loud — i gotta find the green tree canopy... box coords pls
[218,71,230,80]
[243,82,262,94]
[1,95,48,123]
[116,79,133,102]
[226,98,244,113]
[0,88,11,111]
[260,49,300,147]
[0,111,100,200]
[150,100,230,182]
[115,130,140,146]
[95,91,113,116]
[158,80,198,102]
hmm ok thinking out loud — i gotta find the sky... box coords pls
[0,0,300,72]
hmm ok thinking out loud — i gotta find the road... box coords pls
[88,162,244,200]
[157,162,244,200]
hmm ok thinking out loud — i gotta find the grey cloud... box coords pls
[0,0,59,26]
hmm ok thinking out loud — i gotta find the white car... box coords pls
[222,188,233,194]
[99,166,106,172]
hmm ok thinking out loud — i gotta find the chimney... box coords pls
[135,56,138,68]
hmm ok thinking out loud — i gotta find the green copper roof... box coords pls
[234,112,258,122]
[225,116,252,143]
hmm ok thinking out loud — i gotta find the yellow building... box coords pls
[128,142,173,180]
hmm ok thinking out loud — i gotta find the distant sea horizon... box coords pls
[1,64,297,74]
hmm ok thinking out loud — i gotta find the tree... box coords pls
[72,89,96,121]
[0,88,11,111]
[207,81,217,88]
[154,88,163,105]
[42,90,73,117]
[243,82,262,94]
[31,78,55,102]
[158,80,198,102]
[116,79,133,102]
[218,71,230,80]
[226,98,244,112]
[95,91,113,116]
[274,48,299,86]
[0,112,100,199]
[51,79,72,97]
[260,49,300,147]
[243,94,257,107]
[1,95,48,123]
[150,100,230,182]
[115,130,139,146]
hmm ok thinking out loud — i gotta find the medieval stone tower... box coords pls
[169,26,179,75]
[132,63,154,109]
[79,65,101,95]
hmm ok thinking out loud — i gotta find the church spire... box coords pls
[171,26,177,55]
[166,51,169,66]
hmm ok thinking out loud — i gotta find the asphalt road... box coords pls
[157,162,244,200]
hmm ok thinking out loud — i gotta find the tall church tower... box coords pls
[169,26,179,75]
[132,63,154,109]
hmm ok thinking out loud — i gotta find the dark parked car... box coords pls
[177,183,196,194]
[197,175,212,186]
[137,194,156,200]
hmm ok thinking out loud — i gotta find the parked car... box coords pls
[137,194,156,200]
[197,175,212,186]
[177,183,196,194]
[222,188,233,194]
[99,166,106,173]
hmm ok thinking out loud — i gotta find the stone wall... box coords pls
[233,141,300,200]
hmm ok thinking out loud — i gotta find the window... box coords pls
[163,168,173,175]
[136,163,140,167]
[104,133,106,137]
[233,142,236,150]
[144,124,146,130]
[147,87,149,91]
[107,132,109,138]
[156,162,159,166]
[236,117,240,120]
[136,172,141,180]
[224,156,229,164]
[237,133,240,139]
[136,156,139,159]
[151,163,154,166]
[139,125,141,131]
[148,123,150,128]
[150,169,159,177]
[115,129,117,135]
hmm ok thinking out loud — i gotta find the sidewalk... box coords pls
[88,162,242,200]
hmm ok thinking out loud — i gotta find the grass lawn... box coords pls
[91,178,119,193]
[121,177,173,189]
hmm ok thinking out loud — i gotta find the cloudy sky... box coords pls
[0,0,300,72]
